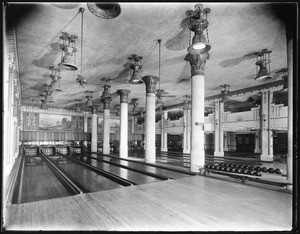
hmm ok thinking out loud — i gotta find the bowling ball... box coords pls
[221,167,226,171]
[225,167,230,172]
[254,171,262,176]
[213,165,219,170]
[275,168,282,174]
[255,166,262,171]
[219,162,224,166]
[248,170,255,176]
[262,167,268,172]
[242,169,249,174]
[228,163,233,167]
[231,168,236,173]
[249,166,255,171]
[236,168,242,173]
[268,168,275,173]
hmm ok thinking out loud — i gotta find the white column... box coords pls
[286,22,293,188]
[219,102,224,156]
[254,131,260,153]
[190,74,205,172]
[102,97,112,155]
[183,103,191,154]
[161,110,168,151]
[214,100,220,156]
[142,75,158,163]
[117,89,130,158]
[91,107,97,152]
[268,90,274,159]
[224,132,229,151]
[83,115,88,147]
[260,89,272,161]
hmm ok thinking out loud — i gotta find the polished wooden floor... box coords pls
[4,174,292,231]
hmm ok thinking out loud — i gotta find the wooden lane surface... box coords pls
[21,164,71,204]
[4,175,292,231]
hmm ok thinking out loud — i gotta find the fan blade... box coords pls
[161,95,176,98]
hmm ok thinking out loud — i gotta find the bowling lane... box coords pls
[21,156,71,204]
[81,153,191,179]
[51,157,123,192]
[72,155,161,184]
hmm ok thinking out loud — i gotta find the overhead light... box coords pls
[254,49,272,82]
[101,84,111,99]
[220,84,230,102]
[59,32,78,71]
[128,54,143,84]
[186,4,211,55]
[87,3,121,19]
[44,85,54,103]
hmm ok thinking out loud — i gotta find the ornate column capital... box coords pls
[142,75,159,93]
[117,89,131,103]
[185,53,210,76]
[102,97,112,110]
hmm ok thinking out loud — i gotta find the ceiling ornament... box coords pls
[87,3,121,19]
[128,54,143,84]
[186,4,211,55]
[254,49,272,82]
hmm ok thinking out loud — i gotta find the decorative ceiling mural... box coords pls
[5,2,289,113]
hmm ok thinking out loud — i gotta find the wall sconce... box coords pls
[85,90,93,106]
[128,54,143,84]
[186,4,211,55]
[254,49,272,82]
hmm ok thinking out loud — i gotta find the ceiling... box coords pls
[6,2,289,113]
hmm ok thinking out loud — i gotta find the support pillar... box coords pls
[268,90,274,158]
[224,132,229,151]
[260,89,272,161]
[91,106,98,152]
[102,97,112,155]
[254,131,260,153]
[142,75,158,163]
[214,100,220,156]
[117,89,130,158]
[83,114,88,147]
[183,101,191,154]
[219,102,224,156]
[186,53,209,172]
[161,110,168,152]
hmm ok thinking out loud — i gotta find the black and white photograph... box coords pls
[2,2,298,232]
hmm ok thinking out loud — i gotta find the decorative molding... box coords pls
[185,53,209,76]
[22,105,90,116]
[102,97,112,110]
[117,89,131,103]
[142,75,159,93]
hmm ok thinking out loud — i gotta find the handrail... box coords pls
[57,153,136,187]
[73,153,171,180]
[39,152,86,195]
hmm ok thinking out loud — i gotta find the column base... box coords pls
[160,148,168,152]
[254,149,261,153]
[183,150,190,154]
[260,154,273,162]
[214,152,224,156]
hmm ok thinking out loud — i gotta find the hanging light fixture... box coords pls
[254,49,272,82]
[40,95,47,109]
[44,84,54,103]
[186,4,211,55]
[49,66,61,87]
[74,99,82,112]
[128,54,144,84]
[59,32,78,71]
[101,84,111,98]
[85,90,93,106]
[76,8,88,87]
[220,84,230,102]
[87,3,121,19]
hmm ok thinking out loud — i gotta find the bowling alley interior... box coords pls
[2,2,299,232]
